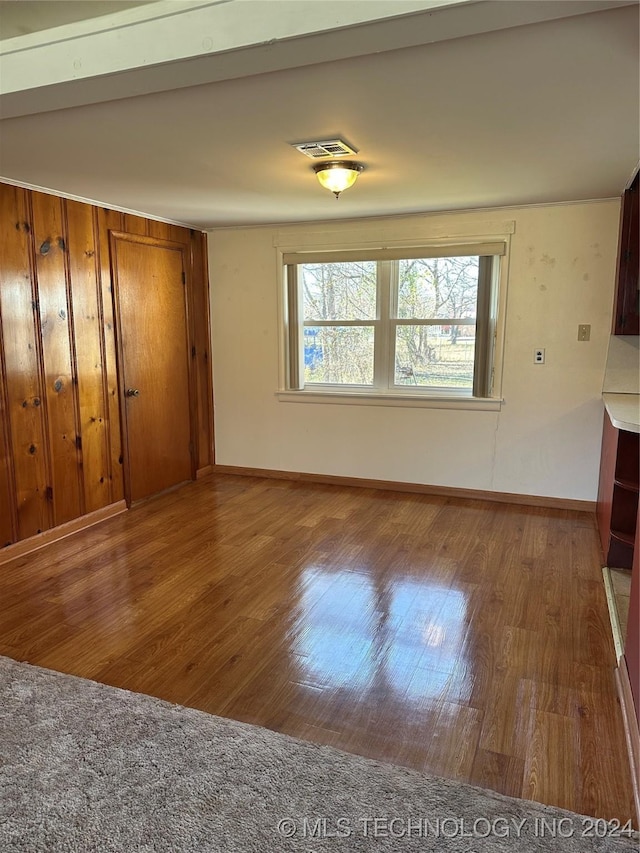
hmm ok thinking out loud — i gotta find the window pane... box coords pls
[397,257,479,320]
[301,261,377,321]
[304,326,374,385]
[395,325,475,389]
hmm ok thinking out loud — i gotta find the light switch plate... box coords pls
[578,324,591,341]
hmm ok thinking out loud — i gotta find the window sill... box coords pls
[276,390,503,411]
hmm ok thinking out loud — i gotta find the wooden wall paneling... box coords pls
[0,180,215,545]
[147,221,188,242]
[190,230,214,469]
[0,314,17,547]
[172,226,190,244]
[147,220,171,241]
[183,234,199,480]
[96,208,125,503]
[169,225,190,244]
[202,231,214,467]
[123,214,149,236]
[30,192,83,526]
[66,200,112,513]
[169,224,201,472]
[0,184,50,540]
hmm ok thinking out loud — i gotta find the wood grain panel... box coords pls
[171,225,190,244]
[625,503,640,725]
[147,221,186,243]
[614,170,639,335]
[96,207,124,503]
[147,220,173,241]
[122,214,148,236]
[111,233,193,502]
[0,181,213,546]
[0,184,50,539]
[31,192,83,525]
[0,323,16,547]
[191,231,213,469]
[66,200,111,513]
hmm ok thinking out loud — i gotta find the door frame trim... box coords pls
[109,231,197,506]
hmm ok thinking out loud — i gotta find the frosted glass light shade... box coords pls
[313,161,364,197]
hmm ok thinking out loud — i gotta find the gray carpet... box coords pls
[0,655,636,852]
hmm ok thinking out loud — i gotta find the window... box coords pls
[282,241,505,403]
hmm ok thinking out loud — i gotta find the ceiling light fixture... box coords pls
[313,160,364,199]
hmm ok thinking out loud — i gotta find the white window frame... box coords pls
[277,236,511,411]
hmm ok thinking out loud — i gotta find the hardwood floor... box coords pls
[0,473,634,824]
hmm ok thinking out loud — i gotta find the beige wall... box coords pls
[208,200,619,501]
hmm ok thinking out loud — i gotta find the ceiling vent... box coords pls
[291,139,358,159]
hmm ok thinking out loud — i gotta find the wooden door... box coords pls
[111,234,193,503]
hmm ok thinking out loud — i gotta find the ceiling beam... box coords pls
[0,0,636,119]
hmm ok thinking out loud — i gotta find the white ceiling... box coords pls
[0,0,638,228]
[0,1,154,39]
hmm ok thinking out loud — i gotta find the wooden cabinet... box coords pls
[613,170,639,335]
[597,410,639,569]
[625,507,640,725]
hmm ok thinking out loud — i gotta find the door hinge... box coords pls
[46,486,53,502]
[181,271,186,285]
